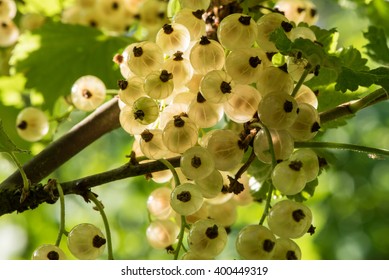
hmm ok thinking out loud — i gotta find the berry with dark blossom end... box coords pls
[170,183,204,216]
[32,244,67,260]
[67,223,106,260]
[188,219,228,259]
[268,200,313,239]
[236,224,276,260]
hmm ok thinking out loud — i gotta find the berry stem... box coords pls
[295,141,389,158]
[233,149,256,181]
[256,122,277,225]
[291,65,312,97]
[158,158,187,260]
[55,183,66,247]
[158,158,180,187]
[8,151,30,203]
[88,192,114,260]
[174,215,188,260]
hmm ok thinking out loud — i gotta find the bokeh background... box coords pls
[1,0,389,259]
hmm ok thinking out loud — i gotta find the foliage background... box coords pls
[1,0,389,259]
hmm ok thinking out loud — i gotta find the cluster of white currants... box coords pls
[62,0,170,36]
[32,223,106,260]
[20,0,321,260]
[110,0,320,259]
[0,0,19,47]
[236,199,313,260]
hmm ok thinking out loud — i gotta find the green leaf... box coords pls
[0,119,26,154]
[338,47,369,72]
[335,66,389,93]
[310,26,339,53]
[316,86,362,113]
[364,26,389,66]
[12,21,135,111]
[334,47,371,92]
[270,27,328,66]
[368,67,389,92]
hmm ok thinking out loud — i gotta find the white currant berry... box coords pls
[217,13,258,50]
[158,103,189,129]
[295,84,318,109]
[272,238,302,260]
[271,160,307,196]
[147,186,174,220]
[170,182,204,216]
[119,104,152,135]
[32,244,67,260]
[236,224,276,260]
[163,51,194,89]
[203,129,244,171]
[67,223,106,260]
[189,36,225,75]
[180,202,209,225]
[290,149,319,182]
[258,91,299,130]
[125,41,164,77]
[180,145,215,180]
[132,96,160,125]
[253,128,294,164]
[256,65,295,96]
[200,70,235,104]
[140,129,171,160]
[194,168,224,199]
[267,200,313,239]
[162,115,198,154]
[16,107,49,142]
[187,218,228,258]
[155,23,191,56]
[207,200,237,227]
[173,8,206,41]
[188,92,224,128]
[118,76,147,106]
[146,219,179,249]
[224,48,268,84]
[71,75,106,112]
[223,84,262,124]
[144,69,174,100]
[287,102,321,141]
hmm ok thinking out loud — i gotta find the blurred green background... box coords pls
[1,0,389,260]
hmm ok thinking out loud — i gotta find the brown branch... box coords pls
[60,157,181,196]
[0,156,181,217]
[319,87,389,124]
[0,98,121,216]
